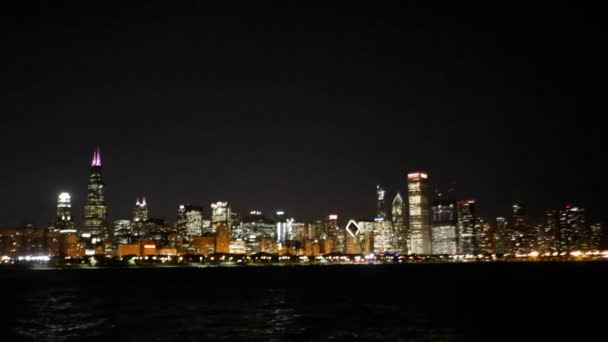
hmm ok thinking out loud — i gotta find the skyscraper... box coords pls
[55,192,75,232]
[275,211,293,243]
[211,202,231,234]
[539,209,558,254]
[456,199,476,255]
[495,217,508,254]
[558,205,587,253]
[113,219,132,244]
[476,218,494,254]
[133,197,149,223]
[83,148,108,240]
[590,223,602,251]
[431,200,457,254]
[511,201,535,254]
[407,172,431,254]
[177,204,204,238]
[376,185,387,221]
[391,193,408,254]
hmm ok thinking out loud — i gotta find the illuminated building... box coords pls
[431,200,457,254]
[476,218,494,254]
[373,219,393,253]
[83,148,108,240]
[538,209,558,254]
[558,205,587,253]
[55,192,75,232]
[357,220,375,254]
[133,197,149,223]
[456,200,476,255]
[22,224,45,256]
[142,218,172,245]
[113,219,133,244]
[590,223,602,251]
[391,192,408,254]
[64,233,86,258]
[131,197,148,239]
[345,220,361,254]
[176,204,204,238]
[495,217,508,254]
[407,172,431,254]
[290,222,308,241]
[510,201,535,254]
[376,185,387,221]
[211,202,231,234]
[233,211,275,254]
[275,211,293,243]
[192,236,215,255]
[116,243,140,257]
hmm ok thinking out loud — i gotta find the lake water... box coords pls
[1,262,605,341]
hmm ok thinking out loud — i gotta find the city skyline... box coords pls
[0,147,604,253]
[0,146,605,237]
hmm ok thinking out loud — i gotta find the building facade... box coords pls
[407,172,431,254]
[83,148,108,240]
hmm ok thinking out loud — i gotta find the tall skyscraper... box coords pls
[495,217,508,254]
[275,211,293,243]
[391,193,408,254]
[83,148,108,240]
[456,199,476,255]
[55,192,75,232]
[177,204,204,238]
[211,202,231,234]
[476,218,494,254]
[133,197,149,223]
[376,185,387,221]
[558,204,587,253]
[431,200,457,254]
[539,209,558,254]
[511,201,535,254]
[407,172,431,254]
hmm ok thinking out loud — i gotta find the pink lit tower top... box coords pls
[91,147,102,167]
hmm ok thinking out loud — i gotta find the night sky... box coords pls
[1,3,605,231]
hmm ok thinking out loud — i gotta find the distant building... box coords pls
[539,209,559,254]
[391,193,408,254]
[376,185,387,221]
[275,211,293,243]
[133,197,149,223]
[233,211,275,254]
[558,205,587,253]
[476,218,494,254]
[83,148,108,240]
[344,220,362,254]
[407,172,431,254]
[510,201,535,254]
[495,217,508,254]
[590,223,602,251]
[431,200,457,254]
[176,204,204,238]
[113,219,133,244]
[457,200,476,255]
[55,192,75,232]
[211,202,231,234]
[373,219,393,253]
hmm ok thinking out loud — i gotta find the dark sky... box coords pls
[0,2,605,230]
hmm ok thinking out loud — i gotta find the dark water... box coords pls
[0,263,605,341]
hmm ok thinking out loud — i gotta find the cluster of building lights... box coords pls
[0,150,605,266]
